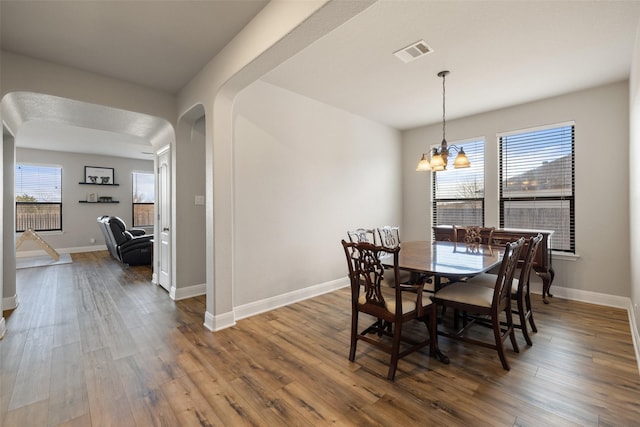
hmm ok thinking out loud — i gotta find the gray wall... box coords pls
[15,148,153,253]
[233,80,402,306]
[403,81,630,298]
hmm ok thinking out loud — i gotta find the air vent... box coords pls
[393,40,433,63]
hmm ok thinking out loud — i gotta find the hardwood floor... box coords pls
[1,250,639,426]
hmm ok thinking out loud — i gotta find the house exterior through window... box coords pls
[499,122,575,253]
[132,172,155,227]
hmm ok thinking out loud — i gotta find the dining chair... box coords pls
[341,240,433,380]
[430,237,525,370]
[375,226,415,285]
[453,225,496,247]
[347,228,377,245]
[464,233,543,346]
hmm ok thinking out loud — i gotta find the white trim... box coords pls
[170,283,206,301]
[0,317,5,340]
[16,245,107,258]
[151,272,158,285]
[2,294,18,311]
[627,300,640,375]
[234,277,349,321]
[533,284,629,309]
[203,310,235,332]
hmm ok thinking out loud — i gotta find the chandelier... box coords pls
[416,70,470,172]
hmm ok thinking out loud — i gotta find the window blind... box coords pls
[499,123,575,252]
[433,139,485,226]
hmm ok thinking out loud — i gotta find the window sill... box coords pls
[552,251,579,261]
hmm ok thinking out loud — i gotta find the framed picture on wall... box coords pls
[85,166,114,185]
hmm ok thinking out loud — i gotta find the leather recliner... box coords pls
[97,215,153,265]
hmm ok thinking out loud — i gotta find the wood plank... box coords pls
[2,250,640,426]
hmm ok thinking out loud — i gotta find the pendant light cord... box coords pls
[442,72,446,143]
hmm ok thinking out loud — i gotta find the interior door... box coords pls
[157,148,171,291]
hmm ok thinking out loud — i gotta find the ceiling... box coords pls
[2,1,640,158]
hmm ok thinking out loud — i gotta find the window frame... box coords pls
[432,138,486,229]
[498,122,575,253]
[132,171,155,227]
[15,164,63,233]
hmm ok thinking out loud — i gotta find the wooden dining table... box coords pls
[380,240,507,364]
[382,240,506,290]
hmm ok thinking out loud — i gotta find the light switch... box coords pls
[195,195,205,205]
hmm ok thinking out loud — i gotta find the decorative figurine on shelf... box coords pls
[100,176,110,184]
[88,175,98,183]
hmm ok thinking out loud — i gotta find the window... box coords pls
[433,139,485,227]
[15,164,62,232]
[499,123,575,253]
[132,172,155,227]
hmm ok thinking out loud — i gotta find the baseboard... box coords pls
[16,245,107,258]
[0,317,5,340]
[627,299,640,375]
[532,283,630,309]
[203,310,236,331]
[170,283,206,301]
[2,294,19,311]
[233,277,349,322]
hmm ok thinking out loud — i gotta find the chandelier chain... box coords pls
[442,72,446,142]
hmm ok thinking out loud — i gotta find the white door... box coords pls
[157,148,171,291]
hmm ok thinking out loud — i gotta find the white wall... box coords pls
[403,81,630,297]
[629,24,640,333]
[15,148,153,253]
[233,80,401,306]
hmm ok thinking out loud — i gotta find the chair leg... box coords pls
[505,307,520,354]
[388,321,402,380]
[517,295,533,346]
[493,315,511,371]
[349,309,358,362]
[525,292,538,333]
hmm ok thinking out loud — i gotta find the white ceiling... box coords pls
[2,0,640,157]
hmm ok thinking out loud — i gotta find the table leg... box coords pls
[429,301,450,364]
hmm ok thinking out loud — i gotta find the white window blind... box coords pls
[433,139,485,226]
[499,123,575,252]
[15,164,62,232]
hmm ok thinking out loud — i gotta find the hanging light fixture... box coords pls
[416,70,470,172]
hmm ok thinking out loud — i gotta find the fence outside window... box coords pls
[16,202,62,232]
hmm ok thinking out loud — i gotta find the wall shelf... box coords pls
[79,182,119,186]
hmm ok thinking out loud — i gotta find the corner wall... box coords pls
[403,81,630,299]
[232,80,401,311]
[629,21,640,351]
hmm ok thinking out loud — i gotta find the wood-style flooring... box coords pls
[1,250,639,426]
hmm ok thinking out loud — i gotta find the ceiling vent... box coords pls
[393,40,433,63]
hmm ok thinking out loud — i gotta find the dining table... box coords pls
[383,240,506,289]
[380,240,507,364]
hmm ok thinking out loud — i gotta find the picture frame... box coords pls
[85,166,114,185]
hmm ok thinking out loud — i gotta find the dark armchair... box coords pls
[97,215,153,265]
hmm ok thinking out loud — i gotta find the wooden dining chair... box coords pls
[430,237,525,370]
[341,240,433,380]
[347,228,377,245]
[453,225,495,247]
[464,234,543,346]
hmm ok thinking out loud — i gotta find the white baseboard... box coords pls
[0,317,5,340]
[170,283,206,301]
[2,294,19,311]
[233,277,349,321]
[204,310,236,331]
[16,245,107,258]
[627,300,640,375]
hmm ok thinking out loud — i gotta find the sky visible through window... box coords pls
[15,164,62,202]
[133,172,155,203]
